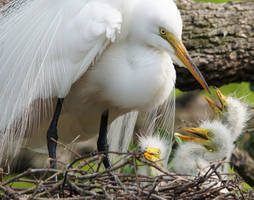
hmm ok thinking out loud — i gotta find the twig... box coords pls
[0,151,251,199]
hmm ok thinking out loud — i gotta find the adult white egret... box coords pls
[0,0,210,169]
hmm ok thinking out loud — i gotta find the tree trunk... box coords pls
[0,0,8,7]
[231,148,254,187]
[175,0,254,91]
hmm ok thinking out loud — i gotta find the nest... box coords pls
[0,151,253,200]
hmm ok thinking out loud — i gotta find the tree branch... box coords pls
[175,0,254,91]
[231,147,254,187]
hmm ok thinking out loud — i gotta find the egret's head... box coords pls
[130,0,210,92]
[175,120,233,153]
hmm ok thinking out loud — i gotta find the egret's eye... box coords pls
[159,27,166,36]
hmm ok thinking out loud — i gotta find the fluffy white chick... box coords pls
[138,134,170,176]
[173,120,234,176]
[205,88,250,142]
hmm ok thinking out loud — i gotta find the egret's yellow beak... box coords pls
[166,32,210,93]
[175,127,212,144]
[144,147,161,162]
[204,88,227,115]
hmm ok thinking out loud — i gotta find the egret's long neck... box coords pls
[84,40,175,110]
[126,44,176,110]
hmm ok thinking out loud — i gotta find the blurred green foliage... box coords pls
[218,82,254,106]
[204,82,254,106]
[1,174,35,192]
[177,81,254,106]
[72,159,100,172]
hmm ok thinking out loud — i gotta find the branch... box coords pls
[231,147,254,187]
[175,0,254,91]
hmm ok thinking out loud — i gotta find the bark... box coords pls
[231,148,254,187]
[0,0,8,7]
[175,0,254,91]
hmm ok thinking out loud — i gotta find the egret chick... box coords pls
[138,134,170,176]
[173,89,250,176]
[173,120,234,176]
[205,88,250,141]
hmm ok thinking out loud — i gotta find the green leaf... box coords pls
[174,134,185,145]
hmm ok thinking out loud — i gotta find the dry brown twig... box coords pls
[0,151,253,200]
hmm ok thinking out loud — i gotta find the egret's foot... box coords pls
[47,127,58,169]
[204,87,227,116]
[97,141,121,186]
[97,142,111,169]
[47,127,58,182]
[46,98,64,174]
[97,109,112,169]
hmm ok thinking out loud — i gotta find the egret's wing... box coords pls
[0,0,122,164]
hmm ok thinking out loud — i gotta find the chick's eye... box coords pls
[159,28,166,35]
[207,131,213,138]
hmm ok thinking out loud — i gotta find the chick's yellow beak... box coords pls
[175,127,212,144]
[166,32,210,93]
[144,147,161,162]
[204,88,227,114]
[215,88,227,105]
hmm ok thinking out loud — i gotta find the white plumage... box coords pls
[205,89,250,141]
[137,90,250,179]
[138,134,170,176]
[173,90,250,176]
[221,96,250,141]
[0,0,209,166]
[173,120,234,175]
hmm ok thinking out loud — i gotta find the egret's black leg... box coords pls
[47,98,64,169]
[97,109,111,168]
